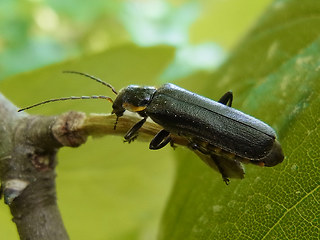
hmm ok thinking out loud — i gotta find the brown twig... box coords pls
[0,93,187,240]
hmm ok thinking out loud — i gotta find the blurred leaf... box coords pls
[190,0,273,49]
[0,45,176,240]
[159,0,320,239]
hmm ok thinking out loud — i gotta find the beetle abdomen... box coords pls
[146,84,278,160]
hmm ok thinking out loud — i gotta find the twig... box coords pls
[0,93,187,240]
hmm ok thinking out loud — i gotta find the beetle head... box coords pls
[112,85,157,117]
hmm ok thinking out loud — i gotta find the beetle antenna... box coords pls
[18,95,113,112]
[63,70,118,95]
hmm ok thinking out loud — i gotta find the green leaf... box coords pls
[159,0,320,239]
[0,45,176,240]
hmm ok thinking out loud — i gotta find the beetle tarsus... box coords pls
[124,135,138,143]
[223,177,230,185]
[170,140,177,150]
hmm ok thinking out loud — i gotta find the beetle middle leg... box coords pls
[218,91,233,107]
[189,142,210,155]
[124,118,147,143]
[149,129,172,150]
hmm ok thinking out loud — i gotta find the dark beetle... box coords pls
[113,83,284,183]
[19,71,284,183]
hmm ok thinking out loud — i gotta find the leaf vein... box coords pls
[261,185,320,239]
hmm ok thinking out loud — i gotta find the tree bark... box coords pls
[0,93,69,240]
[0,92,188,239]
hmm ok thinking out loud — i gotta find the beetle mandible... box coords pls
[19,71,284,184]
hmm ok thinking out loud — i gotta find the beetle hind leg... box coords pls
[211,155,230,185]
[190,142,230,184]
[149,129,171,150]
[124,118,147,143]
[218,91,233,107]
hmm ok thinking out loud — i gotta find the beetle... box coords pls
[19,71,284,184]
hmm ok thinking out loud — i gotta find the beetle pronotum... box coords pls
[19,71,284,184]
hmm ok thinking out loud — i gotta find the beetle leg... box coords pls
[124,118,147,143]
[218,91,233,107]
[189,142,210,155]
[211,155,230,185]
[149,129,172,150]
[170,140,177,150]
[190,143,230,184]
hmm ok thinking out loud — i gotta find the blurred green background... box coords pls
[0,0,272,82]
[0,0,296,240]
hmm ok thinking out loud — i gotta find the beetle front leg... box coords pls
[124,118,147,143]
[170,140,177,150]
[218,91,233,107]
[149,129,171,150]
